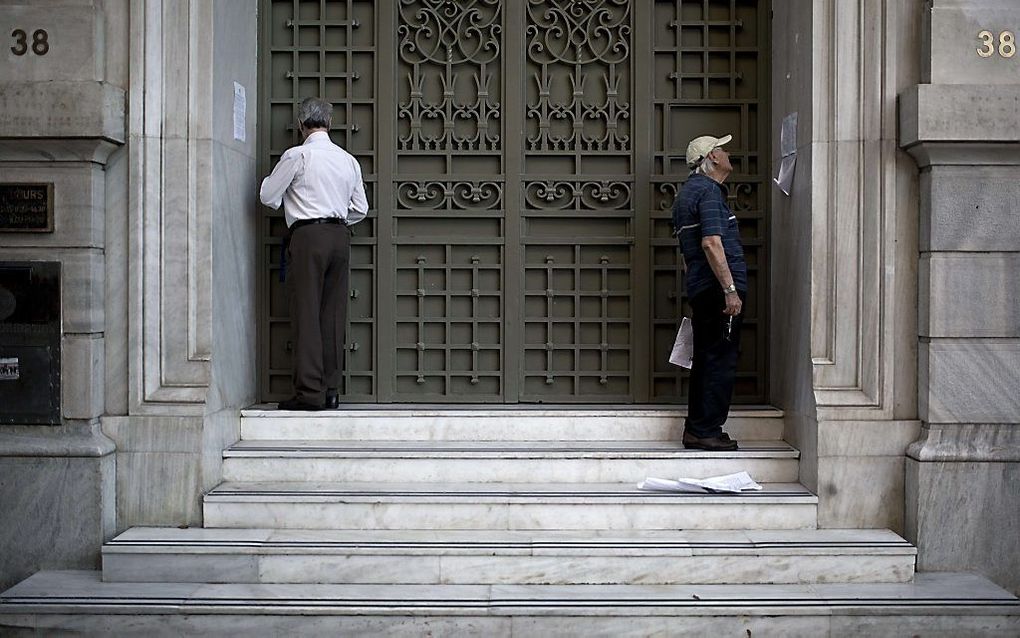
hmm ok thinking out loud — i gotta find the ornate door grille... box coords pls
[258,0,769,404]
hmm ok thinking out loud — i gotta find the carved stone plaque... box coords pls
[927,4,1020,84]
[0,5,102,83]
[0,183,54,232]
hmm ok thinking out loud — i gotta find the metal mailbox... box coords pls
[0,261,61,425]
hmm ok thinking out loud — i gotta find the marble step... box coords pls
[3,571,1017,636]
[102,527,917,585]
[203,481,818,531]
[221,440,800,483]
[239,406,784,442]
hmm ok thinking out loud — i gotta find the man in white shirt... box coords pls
[259,97,368,410]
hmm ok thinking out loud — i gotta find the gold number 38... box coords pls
[977,30,1016,58]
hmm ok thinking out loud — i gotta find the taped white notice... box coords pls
[233,82,246,142]
[773,111,797,196]
[779,111,798,157]
[668,317,693,369]
[775,155,796,196]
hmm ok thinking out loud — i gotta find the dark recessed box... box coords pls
[0,261,61,425]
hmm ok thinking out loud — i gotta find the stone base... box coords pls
[907,424,1020,596]
[102,408,241,530]
[0,426,115,591]
[816,420,920,533]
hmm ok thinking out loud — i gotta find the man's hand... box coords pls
[724,291,742,316]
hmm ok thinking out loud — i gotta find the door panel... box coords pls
[393,0,506,401]
[258,0,769,404]
[520,1,636,402]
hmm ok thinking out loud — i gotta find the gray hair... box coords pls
[297,97,332,130]
[693,154,717,176]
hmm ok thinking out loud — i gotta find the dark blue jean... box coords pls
[683,287,746,438]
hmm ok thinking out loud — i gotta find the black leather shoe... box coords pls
[277,397,323,412]
[324,389,339,410]
[682,430,739,451]
[685,428,734,442]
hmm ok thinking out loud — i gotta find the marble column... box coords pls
[101,0,257,530]
[900,0,1020,596]
[0,1,124,591]
[772,0,922,533]
[0,0,258,590]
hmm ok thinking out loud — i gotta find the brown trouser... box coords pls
[286,222,350,404]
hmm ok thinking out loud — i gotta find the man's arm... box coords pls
[701,235,742,316]
[347,162,369,224]
[259,151,301,210]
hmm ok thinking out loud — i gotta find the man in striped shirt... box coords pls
[671,134,747,451]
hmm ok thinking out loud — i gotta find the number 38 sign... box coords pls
[977,30,1016,58]
[10,28,49,56]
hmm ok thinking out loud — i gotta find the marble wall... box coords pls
[770,0,819,494]
[0,0,125,590]
[772,0,922,531]
[901,0,1020,595]
[103,0,257,530]
[209,0,258,417]
[0,0,257,588]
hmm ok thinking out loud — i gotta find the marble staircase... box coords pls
[2,407,1018,636]
[101,527,917,586]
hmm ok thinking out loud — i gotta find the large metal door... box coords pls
[258,0,769,403]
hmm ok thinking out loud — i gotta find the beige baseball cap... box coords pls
[686,134,732,167]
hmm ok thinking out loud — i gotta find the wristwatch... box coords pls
[722,283,737,294]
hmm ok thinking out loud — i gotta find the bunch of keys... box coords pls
[726,315,733,341]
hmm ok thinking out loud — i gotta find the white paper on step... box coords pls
[637,471,763,494]
[668,317,693,369]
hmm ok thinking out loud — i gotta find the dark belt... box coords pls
[291,216,342,231]
[279,217,350,282]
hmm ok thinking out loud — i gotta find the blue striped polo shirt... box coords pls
[671,173,747,298]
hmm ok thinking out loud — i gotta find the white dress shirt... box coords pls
[259,131,369,228]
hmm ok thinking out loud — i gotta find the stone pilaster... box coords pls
[103,0,257,530]
[900,0,1020,595]
[773,0,922,533]
[0,1,124,590]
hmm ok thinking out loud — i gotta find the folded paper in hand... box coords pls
[669,317,693,369]
[637,471,762,494]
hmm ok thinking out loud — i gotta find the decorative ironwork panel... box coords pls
[257,0,770,404]
[397,0,502,154]
[393,0,505,400]
[524,1,631,152]
[521,0,634,401]
[258,0,378,401]
[393,242,503,398]
[649,0,768,403]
